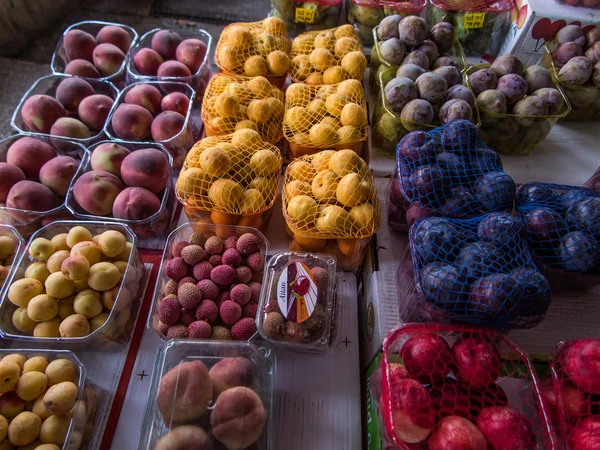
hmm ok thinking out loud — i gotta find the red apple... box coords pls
[388,363,409,388]
[476,406,534,449]
[401,333,454,383]
[452,337,501,389]
[560,339,600,395]
[429,379,472,420]
[540,380,588,427]
[429,415,487,450]
[388,378,435,444]
[570,416,600,449]
[469,383,508,418]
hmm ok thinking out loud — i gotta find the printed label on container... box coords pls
[277,262,318,323]
[464,12,486,29]
[295,7,316,23]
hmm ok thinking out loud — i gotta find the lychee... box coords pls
[155,318,169,335]
[231,317,257,340]
[197,279,219,300]
[160,294,178,302]
[166,257,188,281]
[248,281,262,303]
[264,297,281,314]
[222,248,243,267]
[196,299,218,323]
[209,255,222,266]
[181,244,207,265]
[236,233,259,255]
[285,321,308,341]
[246,252,265,273]
[180,308,196,326]
[164,279,178,295]
[230,284,252,305]
[220,300,242,324]
[192,261,213,281]
[243,302,258,319]
[172,240,188,257]
[235,266,253,284]
[205,236,224,255]
[251,271,263,283]
[178,283,203,309]
[188,320,212,339]
[212,326,232,340]
[216,290,230,308]
[178,276,196,289]
[189,232,207,247]
[167,324,188,338]
[157,297,181,325]
[263,312,285,338]
[211,265,235,286]
[311,267,329,286]
[225,236,238,249]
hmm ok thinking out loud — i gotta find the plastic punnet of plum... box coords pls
[380,323,555,450]
[515,182,600,275]
[395,121,514,219]
[408,212,551,328]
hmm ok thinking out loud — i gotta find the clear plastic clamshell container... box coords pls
[0,224,25,299]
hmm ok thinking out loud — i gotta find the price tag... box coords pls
[464,12,486,29]
[295,7,315,23]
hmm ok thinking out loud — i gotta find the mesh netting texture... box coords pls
[395,120,515,218]
[202,74,284,143]
[408,212,552,328]
[380,323,554,449]
[430,0,513,11]
[515,182,600,274]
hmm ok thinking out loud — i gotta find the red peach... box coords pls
[157,60,192,79]
[7,180,58,212]
[90,142,130,177]
[65,59,101,78]
[0,163,25,202]
[120,148,169,193]
[96,25,132,53]
[6,137,56,180]
[112,187,161,220]
[124,84,163,115]
[401,333,454,384]
[72,170,123,215]
[452,337,501,390]
[93,43,125,77]
[175,38,207,73]
[64,29,96,62]
[21,94,66,134]
[39,155,80,196]
[151,111,186,144]
[111,104,153,140]
[50,117,91,139]
[55,77,94,112]
[161,92,190,116]
[78,94,115,131]
[133,48,164,76]
[152,30,183,60]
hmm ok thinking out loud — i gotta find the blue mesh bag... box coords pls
[395,120,516,218]
[515,182,600,274]
[408,212,552,328]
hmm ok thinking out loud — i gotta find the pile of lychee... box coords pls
[7,225,134,339]
[0,231,18,290]
[290,25,368,84]
[202,74,284,143]
[216,17,291,78]
[152,356,266,450]
[283,79,368,148]
[153,232,265,340]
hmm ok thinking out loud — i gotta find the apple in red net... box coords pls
[429,379,472,420]
[476,406,534,449]
[539,379,588,427]
[469,383,508,418]
[388,378,435,444]
[570,416,600,449]
[401,333,454,383]
[388,363,409,388]
[428,415,487,450]
[560,339,600,395]
[452,337,501,390]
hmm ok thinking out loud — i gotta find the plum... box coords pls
[567,197,600,234]
[586,42,600,65]
[63,29,96,62]
[441,119,478,150]
[531,88,565,115]
[415,72,447,104]
[429,22,455,53]
[436,152,469,183]
[560,339,600,395]
[401,50,429,70]
[556,24,586,47]
[477,212,524,247]
[588,28,600,48]
[400,99,434,131]
[471,147,503,172]
[594,61,600,87]
[175,38,208,73]
[559,231,600,272]
[152,30,183,60]
[398,16,428,48]
[387,378,435,444]
[96,25,132,53]
[474,171,515,212]
[476,407,534,449]
[553,42,583,68]
[396,131,437,166]
[560,189,590,211]
[441,187,480,217]
[21,95,66,134]
[569,416,600,449]
[476,89,507,114]
[490,54,524,77]
[433,66,461,89]
[406,204,435,228]
[411,217,460,263]
[496,74,527,104]
[377,14,401,40]
[379,38,406,65]
[559,56,593,85]
[401,333,454,383]
[524,65,552,94]
[55,78,94,112]
[65,59,101,78]
[416,41,439,67]
[439,99,472,124]
[468,274,523,319]
[516,183,557,204]
[384,77,417,111]
[456,242,502,279]
[0,163,25,202]
[452,337,501,389]
[77,94,114,131]
[510,267,550,316]
[92,43,125,77]
[444,85,476,108]
[396,64,425,82]
[524,208,565,242]
[513,96,549,127]
[420,263,464,304]
[407,165,448,207]
[432,55,457,70]
[133,48,164,76]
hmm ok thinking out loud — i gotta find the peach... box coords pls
[0,163,25,202]
[21,95,66,134]
[112,187,161,220]
[55,78,94,112]
[78,94,115,131]
[209,357,254,399]
[96,25,132,53]
[90,142,130,177]
[111,104,153,140]
[50,117,91,140]
[7,181,58,212]
[39,156,79,196]
[151,111,186,144]
[124,84,163,115]
[64,59,101,78]
[154,426,212,450]
[72,170,123,216]
[6,137,56,180]
[61,255,90,281]
[161,92,190,116]
[133,48,164,76]
[92,43,125,77]
[120,148,169,193]
[175,38,207,73]
[152,30,183,60]
[157,61,192,79]
[64,29,96,62]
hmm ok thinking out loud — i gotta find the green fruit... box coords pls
[352,4,385,27]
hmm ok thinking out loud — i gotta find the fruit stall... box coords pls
[0,0,599,449]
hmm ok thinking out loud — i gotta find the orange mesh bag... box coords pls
[176,130,282,233]
[283,80,368,159]
[282,149,381,270]
[214,17,292,87]
[201,73,284,143]
[289,25,367,83]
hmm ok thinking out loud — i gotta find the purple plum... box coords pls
[566,197,600,235]
[397,131,437,167]
[559,231,600,272]
[456,241,503,279]
[468,274,523,320]
[407,165,448,207]
[474,172,516,211]
[441,187,480,217]
[412,217,460,263]
[510,267,551,317]
[420,263,465,305]
[477,212,524,247]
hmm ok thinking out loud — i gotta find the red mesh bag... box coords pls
[381,323,556,449]
[430,0,513,12]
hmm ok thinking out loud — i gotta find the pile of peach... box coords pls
[152,232,265,340]
[72,143,170,222]
[0,137,80,216]
[154,357,266,450]
[61,25,132,79]
[7,226,133,338]
[20,78,114,140]
[0,353,96,449]
[0,233,18,289]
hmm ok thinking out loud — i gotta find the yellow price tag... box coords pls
[464,12,486,29]
[295,7,315,23]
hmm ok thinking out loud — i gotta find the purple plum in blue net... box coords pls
[510,267,551,317]
[441,187,481,217]
[524,208,565,241]
[471,148,503,172]
[407,164,448,207]
[468,274,523,320]
[559,189,589,211]
[406,204,436,228]
[437,152,470,184]
[477,212,525,247]
[474,172,516,212]
[390,177,408,208]
[396,131,438,167]
[516,183,558,204]
[412,217,460,263]
[440,120,478,152]
[566,197,600,235]
[456,241,503,279]
[559,231,600,272]
[420,262,466,305]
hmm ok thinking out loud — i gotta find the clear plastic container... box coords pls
[138,339,274,450]
[554,0,600,7]
[125,28,212,103]
[0,134,87,238]
[148,222,269,341]
[51,20,139,89]
[269,0,344,36]
[0,349,99,450]
[0,220,144,351]
[11,74,119,148]
[104,81,199,171]
[65,140,176,242]
[0,224,25,299]
[256,251,338,351]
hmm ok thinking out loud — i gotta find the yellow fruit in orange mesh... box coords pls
[250,149,279,175]
[325,93,348,117]
[349,203,375,231]
[311,150,336,172]
[341,103,367,127]
[270,88,284,101]
[285,180,312,199]
[334,37,362,59]
[305,72,323,85]
[288,160,316,182]
[247,76,272,99]
[208,116,234,134]
[233,162,255,184]
[264,97,284,118]
[291,55,312,81]
[293,132,312,146]
[334,24,356,39]
[342,51,367,80]
[316,205,350,233]
[211,211,239,225]
[247,99,272,125]
[196,136,223,150]
[261,121,282,143]
[310,123,338,147]
[219,46,241,70]
[329,149,365,177]
[320,116,342,130]
[215,93,240,118]
[267,51,290,76]
[200,147,232,177]
[227,25,253,47]
[231,128,263,151]
[316,85,337,99]
[294,234,327,251]
[284,106,311,133]
[306,99,327,120]
[287,195,318,225]
[244,55,269,77]
[336,173,370,207]
[312,170,340,203]
[220,142,237,155]
[240,189,266,213]
[235,120,259,132]
[226,82,252,103]
[263,16,287,35]
[250,177,277,196]
[211,76,231,93]
[209,179,243,210]
[309,48,334,71]
[292,34,314,55]
[255,32,278,56]
[337,125,362,144]
[314,31,336,51]
[323,66,349,84]
[286,83,312,106]
[176,168,213,197]
[336,79,363,99]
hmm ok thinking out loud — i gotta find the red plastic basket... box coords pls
[381,323,556,449]
[430,0,513,12]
